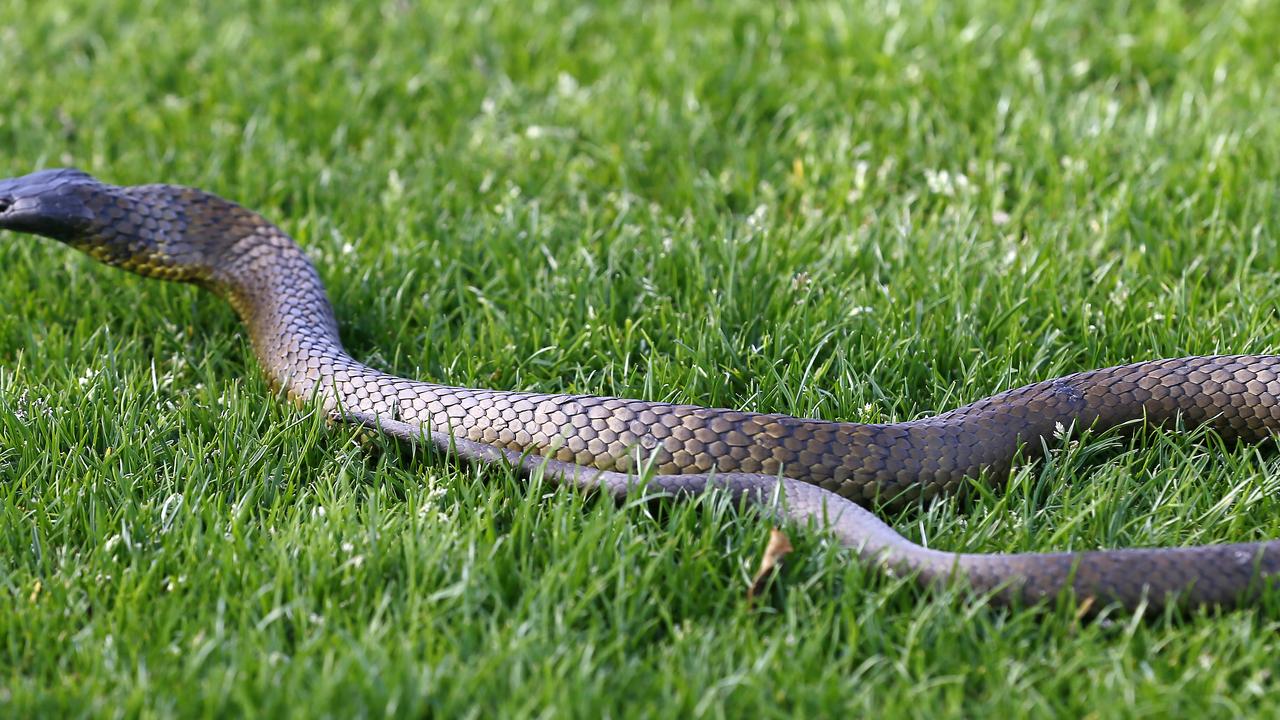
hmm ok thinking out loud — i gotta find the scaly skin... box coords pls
[3,168,1279,612]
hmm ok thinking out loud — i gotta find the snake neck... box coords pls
[209,224,354,403]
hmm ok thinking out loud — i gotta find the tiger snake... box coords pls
[3,167,1278,612]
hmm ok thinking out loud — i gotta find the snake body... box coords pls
[3,168,1279,611]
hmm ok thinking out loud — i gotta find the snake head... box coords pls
[0,168,99,241]
[0,167,233,283]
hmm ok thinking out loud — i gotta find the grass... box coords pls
[2,0,1280,716]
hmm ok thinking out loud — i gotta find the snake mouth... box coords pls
[0,197,12,213]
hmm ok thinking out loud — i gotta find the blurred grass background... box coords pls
[2,0,1280,716]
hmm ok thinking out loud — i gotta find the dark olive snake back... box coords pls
[3,168,1278,612]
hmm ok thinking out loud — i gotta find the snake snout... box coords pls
[0,175,94,238]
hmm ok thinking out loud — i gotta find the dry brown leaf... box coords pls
[747,528,794,604]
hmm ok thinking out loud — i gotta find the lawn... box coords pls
[3,0,1280,716]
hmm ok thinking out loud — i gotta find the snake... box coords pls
[2,168,1279,613]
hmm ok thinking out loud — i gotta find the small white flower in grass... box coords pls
[427,484,447,501]
[384,169,404,202]
[924,169,972,197]
[847,160,870,203]
[556,72,580,97]
[1060,156,1087,176]
[341,542,355,553]
[1001,247,1018,269]
[877,156,898,182]
[924,169,947,195]
[992,210,1011,226]
[13,390,53,423]
[1019,48,1043,79]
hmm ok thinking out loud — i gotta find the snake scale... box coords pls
[3,168,1279,612]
